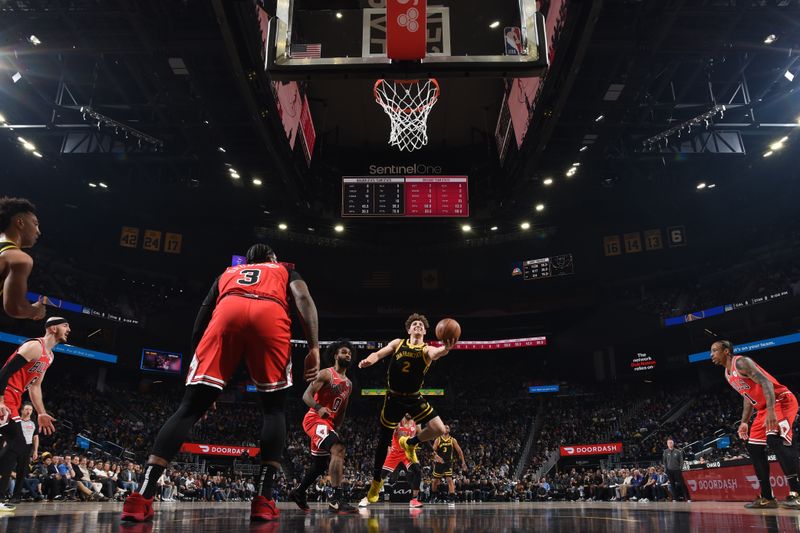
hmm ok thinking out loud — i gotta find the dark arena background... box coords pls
[1,0,800,531]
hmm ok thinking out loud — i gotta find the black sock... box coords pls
[407,436,420,446]
[297,456,328,493]
[767,434,800,493]
[747,442,773,499]
[140,464,166,499]
[258,464,279,498]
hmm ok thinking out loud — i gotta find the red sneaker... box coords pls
[121,493,154,522]
[251,495,280,521]
[409,498,423,508]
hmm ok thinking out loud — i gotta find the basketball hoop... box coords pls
[374,78,440,152]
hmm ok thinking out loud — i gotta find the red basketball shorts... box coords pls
[302,411,339,457]
[749,392,798,445]
[382,448,411,473]
[186,295,292,392]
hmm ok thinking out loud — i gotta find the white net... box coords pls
[374,79,440,152]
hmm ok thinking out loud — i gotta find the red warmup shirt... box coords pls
[725,355,790,411]
[391,420,418,452]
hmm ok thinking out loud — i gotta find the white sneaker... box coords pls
[358,497,370,508]
[0,503,16,512]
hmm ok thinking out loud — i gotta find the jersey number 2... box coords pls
[237,269,261,286]
[401,361,411,373]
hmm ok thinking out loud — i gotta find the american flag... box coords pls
[291,43,322,59]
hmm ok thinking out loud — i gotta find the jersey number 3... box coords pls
[237,269,261,286]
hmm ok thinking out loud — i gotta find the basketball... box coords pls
[435,318,461,342]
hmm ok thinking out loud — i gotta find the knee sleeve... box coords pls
[258,389,288,462]
[747,442,773,499]
[373,427,394,480]
[151,384,220,459]
[767,434,800,477]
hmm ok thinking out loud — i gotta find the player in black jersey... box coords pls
[358,313,456,505]
[432,426,466,506]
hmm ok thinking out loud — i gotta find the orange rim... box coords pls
[374,78,440,114]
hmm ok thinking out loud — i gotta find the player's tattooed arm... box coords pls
[735,357,776,411]
[740,396,754,425]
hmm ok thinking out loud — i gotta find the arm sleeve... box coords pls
[0,354,28,393]
[191,277,220,352]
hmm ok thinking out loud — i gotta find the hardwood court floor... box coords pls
[1,500,799,532]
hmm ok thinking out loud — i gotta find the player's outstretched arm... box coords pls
[3,250,45,320]
[358,339,401,368]
[426,338,456,361]
[290,279,320,381]
[191,277,220,352]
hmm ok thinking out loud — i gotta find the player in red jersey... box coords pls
[122,244,320,523]
[0,317,66,511]
[711,340,800,509]
[289,339,357,514]
[358,413,425,508]
[0,197,46,320]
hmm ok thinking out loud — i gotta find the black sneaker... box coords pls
[289,490,310,512]
[328,499,358,515]
[779,493,800,510]
[8,497,21,504]
[744,497,778,509]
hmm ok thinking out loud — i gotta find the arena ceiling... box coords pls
[1,0,799,247]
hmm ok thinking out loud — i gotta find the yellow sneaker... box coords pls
[398,436,419,464]
[366,479,384,504]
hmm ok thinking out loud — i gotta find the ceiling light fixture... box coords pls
[334,224,344,233]
[535,204,545,212]
[543,178,553,186]
[770,141,785,150]
[489,21,500,29]
[520,221,530,230]
[785,70,795,82]
[217,146,226,153]
[579,146,588,152]
[461,224,472,232]
[490,226,498,231]
[252,178,262,186]
[763,151,773,157]
[278,223,288,230]
[98,182,108,189]
[32,151,42,158]
[595,114,604,122]
[88,182,97,188]
[0,113,6,124]
[708,184,716,189]
[336,12,343,19]
[764,34,777,44]
[28,35,42,46]
[696,182,706,190]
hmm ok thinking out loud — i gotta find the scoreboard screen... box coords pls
[342,176,469,217]
[512,253,575,280]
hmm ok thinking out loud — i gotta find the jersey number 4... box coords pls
[237,269,261,286]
